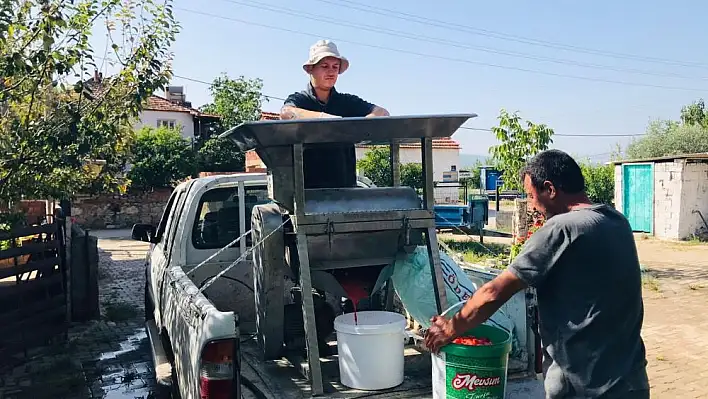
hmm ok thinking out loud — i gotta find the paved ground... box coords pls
[0,233,158,399]
[1,230,707,398]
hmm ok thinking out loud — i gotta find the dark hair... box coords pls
[520,149,585,194]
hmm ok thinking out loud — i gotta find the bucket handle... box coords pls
[440,300,512,335]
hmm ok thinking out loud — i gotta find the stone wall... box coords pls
[72,189,171,229]
[653,161,684,239]
[511,198,545,242]
[0,200,54,225]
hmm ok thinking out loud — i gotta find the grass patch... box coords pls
[103,301,138,322]
[441,239,510,267]
[688,283,705,291]
[656,355,666,361]
[641,273,661,292]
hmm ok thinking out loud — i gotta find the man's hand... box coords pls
[424,315,457,354]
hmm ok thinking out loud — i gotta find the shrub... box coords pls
[127,126,196,189]
[580,161,614,205]
[196,137,245,173]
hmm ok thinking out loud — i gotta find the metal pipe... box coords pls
[692,209,708,233]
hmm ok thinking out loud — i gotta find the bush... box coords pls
[580,161,614,205]
[127,126,196,189]
[197,137,245,173]
[356,146,424,190]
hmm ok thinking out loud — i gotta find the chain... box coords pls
[198,219,288,293]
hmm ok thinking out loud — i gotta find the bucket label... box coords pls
[432,353,506,399]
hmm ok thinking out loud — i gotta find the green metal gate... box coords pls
[622,163,654,233]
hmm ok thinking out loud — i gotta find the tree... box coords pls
[356,146,424,190]
[197,137,245,173]
[127,126,196,189]
[579,161,614,205]
[200,74,265,135]
[626,120,708,159]
[0,0,179,203]
[489,110,554,190]
[680,99,708,127]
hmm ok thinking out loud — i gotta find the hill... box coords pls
[459,153,490,169]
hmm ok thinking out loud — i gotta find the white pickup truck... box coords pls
[132,173,543,399]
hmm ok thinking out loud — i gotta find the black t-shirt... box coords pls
[283,84,377,189]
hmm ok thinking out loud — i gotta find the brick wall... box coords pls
[71,189,171,229]
[0,200,53,225]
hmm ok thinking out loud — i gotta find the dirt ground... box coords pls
[1,231,707,398]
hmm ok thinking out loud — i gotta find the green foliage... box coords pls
[680,99,708,127]
[197,137,245,172]
[489,110,554,190]
[356,146,424,190]
[579,161,614,204]
[626,120,708,159]
[199,74,265,135]
[127,127,196,189]
[0,0,180,202]
[400,163,423,190]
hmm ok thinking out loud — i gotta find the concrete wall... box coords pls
[677,162,708,239]
[653,161,685,239]
[72,189,172,229]
[613,164,623,215]
[133,110,195,140]
[355,147,460,182]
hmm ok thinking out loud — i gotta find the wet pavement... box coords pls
[0,233,159,399]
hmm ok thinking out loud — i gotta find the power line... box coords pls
[175,6,708,93]
[311,0,708,70]
[169,73,645,138]
[217,0,707,81]
[458,126,643,137]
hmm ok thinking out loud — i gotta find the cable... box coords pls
[175,6,708,93]
[312,0,708,70]
[457,126,645,137]
[218,0,707,81]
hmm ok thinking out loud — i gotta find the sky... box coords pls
[93,0,708,161]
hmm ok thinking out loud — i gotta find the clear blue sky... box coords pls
[95,0,708,160]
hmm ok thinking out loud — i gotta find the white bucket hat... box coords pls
[302,40,349,74]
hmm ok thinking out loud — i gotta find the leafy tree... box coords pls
[625,120,708,159]
[680,99,708,127]
[579,161,614,205]
[127,127,196,189]
[200,74,265,135]
[0,0,180,203]
[197,137,245,172]
[356,146,423,190]
[489,110,554,190]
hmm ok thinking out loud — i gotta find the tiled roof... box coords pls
[145,96,220,118]
[258,112,461,150]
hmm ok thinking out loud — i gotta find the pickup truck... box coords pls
[132,173,542,398]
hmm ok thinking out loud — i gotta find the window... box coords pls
[450,165,457,172]
[157,119,177,129]
[192,185,270,249]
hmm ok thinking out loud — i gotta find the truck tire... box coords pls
[251,203,288,360]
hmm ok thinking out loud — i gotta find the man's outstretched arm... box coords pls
[424,269,528,353]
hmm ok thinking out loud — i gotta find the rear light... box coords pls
[200,339,235,399]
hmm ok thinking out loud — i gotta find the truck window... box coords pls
[154,191,178,244]
[191,185,269,249]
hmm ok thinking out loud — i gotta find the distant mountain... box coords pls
[458,153,491,169]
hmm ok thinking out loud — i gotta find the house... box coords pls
[612,153,708,240]
[246,112,463,183]
[134,86,221,141]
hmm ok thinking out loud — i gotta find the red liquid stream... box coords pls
[338,279,368,325]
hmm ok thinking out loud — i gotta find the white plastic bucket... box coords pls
[334,311,407,390]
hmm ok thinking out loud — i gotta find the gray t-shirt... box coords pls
[508,204,649,398]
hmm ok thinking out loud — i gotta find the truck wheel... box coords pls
[252,204,287,360]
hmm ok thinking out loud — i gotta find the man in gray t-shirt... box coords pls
[425,149,650,398]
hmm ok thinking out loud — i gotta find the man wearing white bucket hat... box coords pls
[280,40,389,189]
[280,39,389,120]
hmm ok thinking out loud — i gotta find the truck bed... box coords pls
[238,337,545,398]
